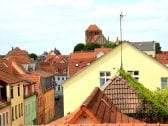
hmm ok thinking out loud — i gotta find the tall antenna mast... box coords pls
[120,12,124,68]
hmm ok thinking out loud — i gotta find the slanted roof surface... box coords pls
[49,87,142,125]
[86,24,102,31]
[130,41,155,51]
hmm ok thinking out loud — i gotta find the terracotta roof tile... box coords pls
[6,47,29,57]
[86,24,102,31]
[50,87,142,125]
[68,48,111,76]
[102,76,141,114]
[0,70,22,84]
[156,51,168,65]
[31,70,54,77]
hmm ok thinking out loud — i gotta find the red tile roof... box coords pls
[49,87,142,125]
[68,48,111,77]
[69,51,95,59]
[155,51,168,65]
[0,70,22,84]
[86,24,102,31]
[47,123,168,126]
[6,47,29,57]
[22,73,41,94]
[68,58,95,77]
[102,76,141,114]
[31,70,54,78]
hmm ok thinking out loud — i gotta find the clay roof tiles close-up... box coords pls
[155,51,168,65]
[49,87,142,125]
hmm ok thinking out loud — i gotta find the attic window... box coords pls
[127,71,139,81]
[75,64,79,67]
[100,71,111,86]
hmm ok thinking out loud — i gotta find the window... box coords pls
[161,78,168,89]
[5,112,8,124]
[127,71,139,81]
[3,113,5,126]
[15,105,17,119]
[32,102,34,112]
[12,107,14,121]
[0,115,1,126]
[62,77,64,80]
[28,104,30,115]
[32,84,35,93]
[58,85,60,91]
[11,86,13,99]
[25,86,28,96]
[99,71,111,86]
[57,77,60,81]
[21,103,23,116]
[25,105,27,116]
[19,104,21,117]
[18,85,20,96]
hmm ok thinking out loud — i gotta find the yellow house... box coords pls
[63,42,168,115]
[8,82,24,126]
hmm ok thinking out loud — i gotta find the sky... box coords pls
[0,0,168,55]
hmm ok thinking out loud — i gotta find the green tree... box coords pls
[153,87,168,109]
[84,43,101,50]
[103,41,116,48]
[155,43,162,53]
[73,43,85,52]
[29,53,37,60]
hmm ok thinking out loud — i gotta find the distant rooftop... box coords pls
[130,41,156,51]
[86,24,102,31]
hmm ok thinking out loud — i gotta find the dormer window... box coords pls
[63,69,67,74]
[75,64,79,67]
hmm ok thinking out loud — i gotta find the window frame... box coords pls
[161,77,168,89]
[99,71,111,86]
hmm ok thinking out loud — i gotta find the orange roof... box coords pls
[46,123,168,126]
[68,58,95,77]
[46,54,68,63]
[31,70,54,77]
[156,51,168,65]
[0,70,22,84]
[22,73,41,94]
[68,48,111,76]
[7,56,31,64]
[6,47,29,57]
[49,87,142,125]
[69,51,95,59]
[86,24,102,31]
[94,48,111,55]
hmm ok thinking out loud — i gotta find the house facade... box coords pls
[40,72,55,123]
[63,42,168,115]
[26,70,55,124]
[0,102,11,126]
[23,80,37,125]
[9,82,24,126]
[0,82,11,126]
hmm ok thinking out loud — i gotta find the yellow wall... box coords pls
[63,42,168,115]
[44,89,55,123]
[10,82,24,126]
[0,105,11,126]
[143,50,155,57]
